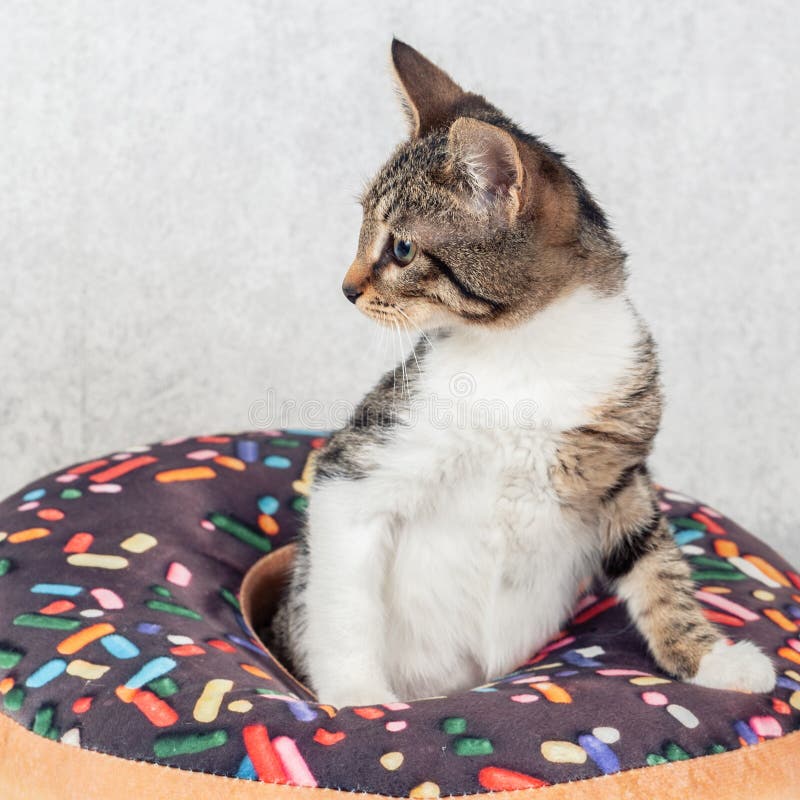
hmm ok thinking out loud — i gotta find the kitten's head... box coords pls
[343,40,625,330]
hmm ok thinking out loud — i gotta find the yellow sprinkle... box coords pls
[541,740,587,764]
[753,589,776,602]
[785,669,800,683]
[790,691,800,712]
[629,676,672,686]
[66,660,111,680]
[0,532,7,543]
[67,554,129,570]
[119,532,157,553]
[409,782,440,799]
[533,662,563,671]
[227,700,253,714]
[193,678,233,723]
[380,751,404,771]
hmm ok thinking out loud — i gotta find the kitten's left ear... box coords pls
[447,117,525,219]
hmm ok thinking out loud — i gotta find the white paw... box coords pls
[316,683,398,709]
[689,639,776,693]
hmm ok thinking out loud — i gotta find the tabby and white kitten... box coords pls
[270,40,775,707]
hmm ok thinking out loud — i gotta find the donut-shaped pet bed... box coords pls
[0,431,799,800]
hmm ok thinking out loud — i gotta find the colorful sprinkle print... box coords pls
[0,432,799,795]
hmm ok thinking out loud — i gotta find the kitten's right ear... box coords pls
[391,39,466,138]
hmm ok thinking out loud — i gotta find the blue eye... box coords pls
[392,238,417,265]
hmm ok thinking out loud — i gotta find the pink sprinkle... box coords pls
[658,500,671,512]
[527,676,552,684]
[750,715,782,738]
[262,430,283,437]
[696,590,760,622]
[573,594,598,615]
[699,505,723,519]
[598,669,651,677]
[511,694,539,703]
[642,691,668,706]
[166,562,192,587]
[111,453,132,461]
[541,635,576,654]
[187,449,219,460]
[385,720,407,732]
[89,484,122,494]
[272,735,317,787]
[17,501,40,512]
[91,588,124,610]
[200,520,215,531]
[383,702,411,711]
[56,474,79,483]
[788,639,800,654]
[161,437,187,446]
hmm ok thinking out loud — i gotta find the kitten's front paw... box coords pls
[317,683,399,709]
[689,639,776,693]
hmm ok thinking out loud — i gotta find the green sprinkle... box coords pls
[153,730,229,757]
[13,614,82,630]
[671,517,706,531]
[271,438,300,448]
[690,556,735,571]
[691,570,746,582]
[454,737,493,756]
[150,585,172,598]
[219,587,241,612]
[148,676,179,698]
[3,687,25,711]
[0,648,23,669]
[45,727,59,741]
[32,705,55,736]
[208,513,271,553]
[664,742,691,762]
[145,600,202,620]
[291,496,308,513]
[441,717,467,735]
[60,489,82,500]
[646,753,668,766]
[707,743,726,755]
[0,558,12,577]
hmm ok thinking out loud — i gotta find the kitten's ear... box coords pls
[447,117,525,218]
[391,39,467,137]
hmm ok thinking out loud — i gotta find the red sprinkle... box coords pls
[68,459,109,475]
[243,725,287,783]
[169,644,205,657]
[72,696,93,714]
[478,767,549,791]
[691,512,726,535]
[89,456,158,483]
[39,600,75,615]
[37,508,65,521]
[132,690,179,727]
[207,639,236,653]
[353,706,384,720]
[702,609,745,627]
[63,532,94,554]
[313,728,346,746]
[571,596,620,626]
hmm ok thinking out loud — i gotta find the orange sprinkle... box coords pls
[702,586,732,595]
[240,663,272,680]
[691,512,726,535]
[155,466,216,483]
[744,556,790,587]
[39,599,76,615]
[57,623,116,655]
[37,508,65,522]
[531,682,572,704]
[63,532,93,554]
[777,647,800,666]
[68,458,109,476]
[714,539,739,558]
[170,644,205,657]
[72,696,93,714]
[197,435,231,443]
[115,686,138,704]
[9,527,50,544]
[214,456,246,471]
[207,639,236,653]
[90,455,158,484]
[703,609,744,627]
[258,514,280,536]
[772,697,792,715]
[353,707,384,720]
[764,609,799,633]
[0,677,14,695]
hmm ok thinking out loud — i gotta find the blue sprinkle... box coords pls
[734,720,759,745]
[236,754,257,780]
[563,650,602,668]
[263,455,291,469]
[257,495,279,515]
[470,686,498,692]
[25,658,67,688]
[673,530,704,546]
[228,633,268,656]
[578,733,620,774]
[785,604,800,620]
[284,428,328,437]
[23,488,46,502]
[125,657,176,689]
[777,676,800,692]
[31,584,83,597]
[554,669,579,677]
[235,440,260,463]
[137,622,162,635]
[288,700,318,722]
[101,634,140,660]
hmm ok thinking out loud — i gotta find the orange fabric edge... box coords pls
[0,711,798,800]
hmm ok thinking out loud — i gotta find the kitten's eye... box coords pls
[392,238,417,265]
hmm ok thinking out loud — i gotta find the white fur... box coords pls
[304,287,642,707]
[690,639,776,693]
